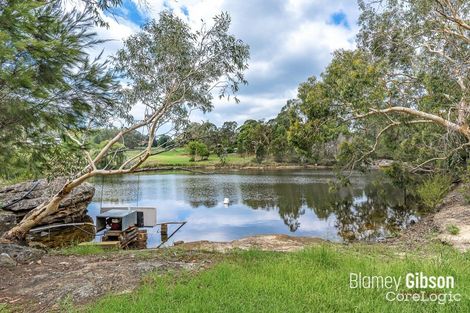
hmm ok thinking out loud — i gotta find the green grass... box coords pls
[447,224,460,235]
[127,148,254,167]
[86,244,470,313]
[54,244,117,256]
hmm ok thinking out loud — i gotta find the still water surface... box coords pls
[87,170,419,247]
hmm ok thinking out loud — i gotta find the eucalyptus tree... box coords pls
[237,120,271,163]
[349,0,469,172]
[2,11,249,243]
[290,0,469,174]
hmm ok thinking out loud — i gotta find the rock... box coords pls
[0,178,94,225]
[0,252,16,268]
[0,178,95,247]
[0,243,45,264]
[178,234,324,252]
[0,210,17,235]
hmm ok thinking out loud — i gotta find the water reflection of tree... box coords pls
[240,176,417,241]
[241,183,304,232]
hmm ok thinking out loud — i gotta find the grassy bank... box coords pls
[128,148,301,168]
[125,148,249,168]
[86,244,469,313]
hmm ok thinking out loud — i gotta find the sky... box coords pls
[93,0,360,127]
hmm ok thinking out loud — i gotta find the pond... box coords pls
[87,169,420,248]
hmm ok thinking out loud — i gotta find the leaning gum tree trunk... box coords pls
[1,107,164,243]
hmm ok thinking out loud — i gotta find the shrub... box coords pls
[186,141,198,160]
[186,141,209,161]
[447,224,460,235]
[416,174,452,209]
[196,143,210,160]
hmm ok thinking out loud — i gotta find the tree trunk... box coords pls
[1,183,73,243]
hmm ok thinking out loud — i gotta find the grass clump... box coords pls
[55,244,115,256]
[416,174,452,209]
[87,244,470,313]
[447,224,460,235]
[0,304,11,313]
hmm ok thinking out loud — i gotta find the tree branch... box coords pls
[355,106,468,137]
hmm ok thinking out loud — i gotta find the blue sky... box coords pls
[95,0,359,127]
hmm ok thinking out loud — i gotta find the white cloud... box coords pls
[94,0,360,127]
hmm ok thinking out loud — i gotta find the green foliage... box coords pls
[115,11,249,122]
[91,128,145,150]
[447,224,460,235]
[236,120,271,164]
[0,303,11,313]
[279,0,470,178]
[382,162,416,192]
[186,141,209,161]
[56,244,114,256]
[154,134,172,148]
[91,141,126,169]
[0,0,123,180]
[416,174,452,209]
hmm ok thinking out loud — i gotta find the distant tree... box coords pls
[155,134,172,148]
[181,121,218,149]
[236,120,271,163]
[268,105,298,162]
[92,128,145,149]
[197,142,210,161]
[219,121,238,152]
[187,141,198,161]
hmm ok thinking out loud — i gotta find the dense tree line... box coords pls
[184,0,469,185]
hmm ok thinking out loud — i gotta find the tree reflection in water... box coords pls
[239,174,419,241]
[95,171,422,242]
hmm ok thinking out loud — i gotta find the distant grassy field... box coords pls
[127,148,253,167]
[87,244,470,313]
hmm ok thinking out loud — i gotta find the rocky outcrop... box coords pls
[0,178,95,231]
[0,243,45,264]
[178,234,324,252]
[0,210,16,235]
[0,178,96,248]
[0,252,17,267]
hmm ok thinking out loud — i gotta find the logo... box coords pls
[349,272,461,304]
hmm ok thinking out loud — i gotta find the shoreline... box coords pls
[386,184,470,252]
[135,163,335,173]
[1,188,467,311]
